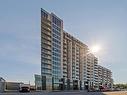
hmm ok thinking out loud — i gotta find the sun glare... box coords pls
[90,45,101,53]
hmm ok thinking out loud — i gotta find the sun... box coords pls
[90,45,101,53]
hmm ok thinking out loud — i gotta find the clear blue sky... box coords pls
[0,0,127,84]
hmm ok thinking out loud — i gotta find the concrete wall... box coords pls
[5,82,21,91]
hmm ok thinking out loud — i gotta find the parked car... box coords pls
[99,86,110,92]
[19,84,30,92]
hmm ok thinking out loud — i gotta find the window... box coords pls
[52,29,61,36]
[52,16,61,27]
[41,11,48,19]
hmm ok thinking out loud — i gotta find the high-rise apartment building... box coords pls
[40,8,113,91]
[41,8,63,90]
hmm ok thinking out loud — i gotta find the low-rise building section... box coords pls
[35,74,42,90]
[98,65,113,89]
[0,78,33,93]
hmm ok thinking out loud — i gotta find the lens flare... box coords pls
[90,45,101,53]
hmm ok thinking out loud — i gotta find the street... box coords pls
[0,91,127,95]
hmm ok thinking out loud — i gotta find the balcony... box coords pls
[42,64,52,69]
[63,70,67,73]
[42,24,51,31]
[42,39,51,46]
[63,49,67,53]
[63,58,67,62]
[41,49,51,55]
[42,20,51,28]
[41,44,51,50]
[41,35,51,41]
[41,17,51,23]
[41,55,51,60]
[63,53,67,57]
[42,29,51,37]
[63,65,67,69]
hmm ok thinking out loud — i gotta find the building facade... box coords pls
[41,8,63,90]
[98,65,113,89]
[35,74,42,90]
[41,8,113,91]
[62,31,88,90]
[84,53,99,90]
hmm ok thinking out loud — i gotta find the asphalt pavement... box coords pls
[0,91,127,95]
